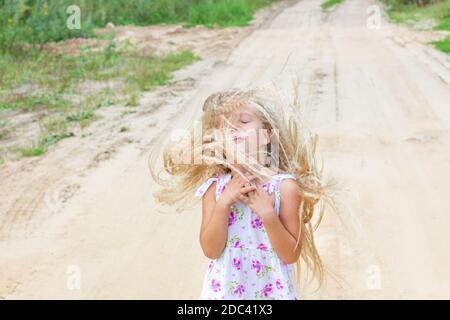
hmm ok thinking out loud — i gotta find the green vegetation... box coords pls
[0,119,12,140]
[382,1,450,54]
[321,0,344,10]
[0,42,198,112]
[0,0,272,162]
[0,0,273,52]
[383,0,450,30]
[19,131,73,157]
[432,35,450,52]
[0,43,198,159]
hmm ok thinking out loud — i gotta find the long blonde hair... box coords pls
[148,85,341,292]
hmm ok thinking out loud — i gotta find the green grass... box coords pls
[435,16,450,30]
[19,145,46,157]
[0,42,198,160]
[0,119,12,140]
[19,131,74,157]
[0,0,257,162]
[0,0,273,53]
[432,35,450,52]
[321,0,344,10]
[0,43,198,113]
[382,1,450,54]
[186,0,272,28]
[383,0,450,30]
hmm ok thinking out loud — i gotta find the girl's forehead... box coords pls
[232,103,257,117]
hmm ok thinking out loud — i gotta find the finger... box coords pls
[243,174,258,183]
[238,194,249,204]
[240,185,257,194]
[248,188,257,199]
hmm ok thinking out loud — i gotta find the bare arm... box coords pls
[199,182,230,259]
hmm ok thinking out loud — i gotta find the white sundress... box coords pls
[195,172,299,300]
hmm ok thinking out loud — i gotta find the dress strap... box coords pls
[195,176,218,199]
[272,173,297,215]
[195,173,232,201]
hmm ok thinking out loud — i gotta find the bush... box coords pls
[388,0,443,5]
[0,0,95,53]
[0,0,273,53]
[383,0,445,7]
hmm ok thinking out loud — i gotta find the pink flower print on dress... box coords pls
[251,260,263,274]
[251,260,272,278]
[256,243,268,251]
[227,235,245,249]
[276,279,284,290]
[262,283,273,297]
[232,240,244,248]
[251,216,263,229]
[211,279,221,292]
[232,258,241,270]
[234,284,245,297]
[208,260,214,273]
[228,210,237,226]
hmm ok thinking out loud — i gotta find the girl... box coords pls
[149,86,337,300]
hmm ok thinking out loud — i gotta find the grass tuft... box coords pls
[321,0,344,10]
[432,35,450,52]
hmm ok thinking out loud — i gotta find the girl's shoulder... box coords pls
[194,172,231,199]
[270,172,297,215]
[261,172,296,197]
[272,172,296,180]
[269,172,297,187]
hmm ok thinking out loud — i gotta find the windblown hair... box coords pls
[148,85,341,291]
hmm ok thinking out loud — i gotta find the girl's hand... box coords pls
[217,172,257,209]
[243,185,276,221]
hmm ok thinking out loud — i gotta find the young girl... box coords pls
[149,86,337,300]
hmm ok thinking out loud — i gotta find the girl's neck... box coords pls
[230,165,248,177]
[229,166,271,185]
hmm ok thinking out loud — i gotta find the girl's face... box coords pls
[221,103,270,165]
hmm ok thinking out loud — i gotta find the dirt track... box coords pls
[1,0,450,299]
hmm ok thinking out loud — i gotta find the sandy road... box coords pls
[1,0,450,299]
